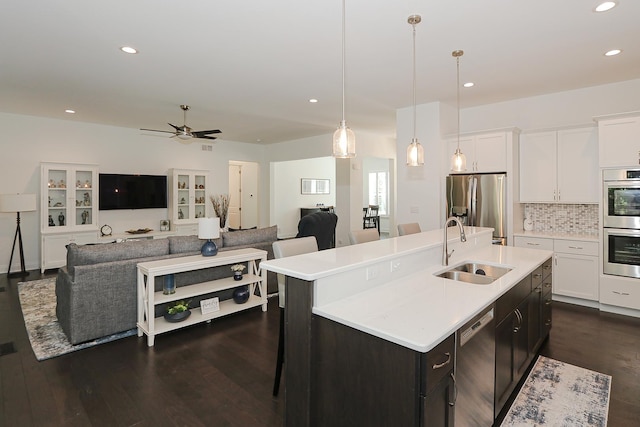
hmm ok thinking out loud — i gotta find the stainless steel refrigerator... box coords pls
[446,173,507,245]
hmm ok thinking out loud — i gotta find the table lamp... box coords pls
[0,193,37,277]
[198,217,220,256]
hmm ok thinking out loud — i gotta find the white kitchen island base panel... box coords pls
[136,248,267,346]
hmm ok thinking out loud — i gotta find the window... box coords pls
[368,171,388,215]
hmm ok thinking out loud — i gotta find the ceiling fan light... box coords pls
[407,138,424,166]
[332,120,356,158]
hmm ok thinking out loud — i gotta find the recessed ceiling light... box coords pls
[65,109,75,114]
[594,1,617,12]
[309,98,318,103]
[120,46,138,54]
[463,82,474,88]
[605,49,622,56]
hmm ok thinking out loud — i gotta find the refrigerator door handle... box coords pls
[469,176,478,226]
[466,176,474,225]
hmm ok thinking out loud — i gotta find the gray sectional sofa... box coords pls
[55,226,277,344]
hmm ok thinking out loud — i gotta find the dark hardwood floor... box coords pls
[1,271,639,426]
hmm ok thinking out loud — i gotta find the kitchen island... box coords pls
[261,226,552,427]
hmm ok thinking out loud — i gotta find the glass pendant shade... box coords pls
[451,147,467,172]
[407,138,424,166]
[333,120,356,158]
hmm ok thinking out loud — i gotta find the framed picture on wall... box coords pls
[301,178,330,195]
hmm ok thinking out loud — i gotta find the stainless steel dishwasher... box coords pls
[455,304,496,426]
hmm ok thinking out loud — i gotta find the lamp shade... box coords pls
[0,193,36,213]
[198,217,220,240]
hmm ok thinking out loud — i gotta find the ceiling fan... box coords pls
[140,105,221,143]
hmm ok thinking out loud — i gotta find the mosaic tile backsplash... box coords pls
[523,204,599,235]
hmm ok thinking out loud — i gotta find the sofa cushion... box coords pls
[222,225,277,248]
[168,235,223,254]
[67,239,169,277]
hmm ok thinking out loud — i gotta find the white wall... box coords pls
[266,131,397,245]
[395,78,640,235]
[271,157,336,238]
[0,112,270,273]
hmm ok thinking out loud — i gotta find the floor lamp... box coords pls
[0,193,36,278]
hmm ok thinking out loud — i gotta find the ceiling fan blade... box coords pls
[192,129,221,137]
[140,128,175,134]
[167,123,181,131]
[195,135,218,140]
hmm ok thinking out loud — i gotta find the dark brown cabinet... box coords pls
[421,372,455,427]
[313,316,455,427]
[495,258,552,417]
[495,296,529,416]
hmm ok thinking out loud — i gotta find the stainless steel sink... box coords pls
[435,262,512,285]
[437,270,495,285]
[450,263,511,279]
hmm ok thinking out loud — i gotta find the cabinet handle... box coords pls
[449,372,457,407]
[513,309,522,333]
[533,273,542,279]
[568,246,583,250]
[535,286,542,293]
[432,352,451,370]
[527,242,540,246]
[545,299,552,306]
[545,320,552,326]
[544,282,552,289]
[612,291,630,296]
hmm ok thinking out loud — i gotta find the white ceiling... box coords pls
[0,0,638,144]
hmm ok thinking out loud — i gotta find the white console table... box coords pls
[136,248,268,346]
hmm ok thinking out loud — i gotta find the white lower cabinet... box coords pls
[514,235,599,302]
[513,236,554,251]
[41,231,97,272]
[600,275,640,311]
[553,239,599,301]
[174,223,199,236]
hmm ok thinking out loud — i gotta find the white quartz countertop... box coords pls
[261,226,553,353]
[261,226,492,281]
[313,244,552,352]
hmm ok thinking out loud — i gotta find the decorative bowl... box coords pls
[163,310,191,323]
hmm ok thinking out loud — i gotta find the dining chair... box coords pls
[397,222,421,236]
[271,236,319,396]
[348,228,380,245]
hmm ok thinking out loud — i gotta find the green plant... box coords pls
[167,300,190,315]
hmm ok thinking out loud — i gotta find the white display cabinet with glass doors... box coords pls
[40,162,99,272]
[168,169,210,235]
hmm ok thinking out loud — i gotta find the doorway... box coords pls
[228,161,259,229]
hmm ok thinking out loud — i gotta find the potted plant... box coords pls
[231,263,246,281]
[164,300,191,323]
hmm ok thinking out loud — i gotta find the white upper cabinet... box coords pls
[41,162,99,233]
[447,131,507,174]
[520,127,598,203]
[596,113,640,168]
[168,169,210,228]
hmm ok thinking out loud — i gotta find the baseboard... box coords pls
[598,303,640,318]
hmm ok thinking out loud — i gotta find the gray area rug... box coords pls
[502,355,611,426]
[18,278,136,361]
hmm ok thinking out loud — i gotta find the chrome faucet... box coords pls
[442,216,467,266]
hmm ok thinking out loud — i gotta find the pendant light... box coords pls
[406,15,424,167]
[332,0,356,158]
[451,50,467,172]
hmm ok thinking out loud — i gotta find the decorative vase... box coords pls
[232,285,250,304]
[234,271,243,281]
[163,274,176,295]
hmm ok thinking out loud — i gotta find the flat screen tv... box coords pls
[99,174,168,210]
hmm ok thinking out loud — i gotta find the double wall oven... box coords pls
[603,169,640,278]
